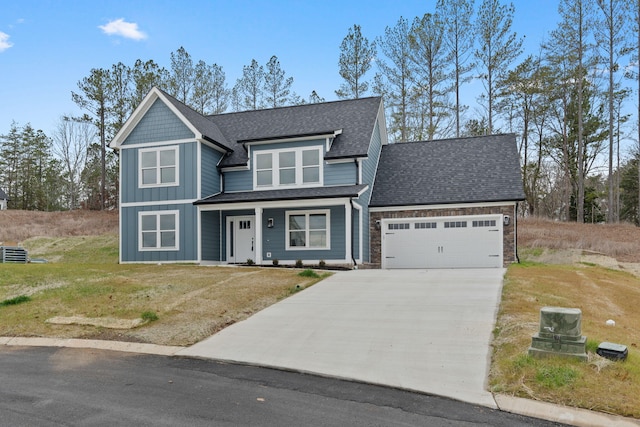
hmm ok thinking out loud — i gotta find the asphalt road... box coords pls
[0,346,566,426]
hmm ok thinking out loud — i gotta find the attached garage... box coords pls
[381,215,503,269]
[368,135,525,269]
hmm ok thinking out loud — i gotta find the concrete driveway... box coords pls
[178,268,505,408]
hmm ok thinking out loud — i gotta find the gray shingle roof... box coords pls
[369,134,525,207]
[195,184,368,205]
[158,89,233,152]
[207,97,382,167]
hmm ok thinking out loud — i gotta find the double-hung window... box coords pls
[254,147,322,188]
[286,210,330,250]
[139,211,179,251]
[139,146,179,187]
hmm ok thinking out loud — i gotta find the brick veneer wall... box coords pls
[369,204,517,268]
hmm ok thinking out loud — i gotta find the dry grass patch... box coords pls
[519,217,640,263]
[0,210,118,244]
[491,262,640,418]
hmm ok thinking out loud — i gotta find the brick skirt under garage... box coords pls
[369,203,518,268]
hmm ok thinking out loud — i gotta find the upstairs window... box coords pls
[253,147,322,189]
[139,146,179,187]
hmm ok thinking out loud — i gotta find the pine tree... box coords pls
[263,55,294,108]
[474,0,523,134]
[336,24,376,99]
[437,0,476,137]
[235,59,265,110]
[376,17,414,142]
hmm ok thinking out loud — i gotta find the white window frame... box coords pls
[285,209,330,250]
[253,146,323,189]
[138,210,180,251]
[138,145,180,188]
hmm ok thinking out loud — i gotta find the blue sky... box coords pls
[0,0,560,139]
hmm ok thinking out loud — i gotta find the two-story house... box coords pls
[110,87,525,268]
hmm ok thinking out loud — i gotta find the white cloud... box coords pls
[0,32,13,52]
[99,18,147,41]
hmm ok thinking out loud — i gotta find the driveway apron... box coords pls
[178,269,505,408]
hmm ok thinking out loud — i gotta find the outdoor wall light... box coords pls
[375,219,381,230]
[267,218,274,228]
[503,215,510,226]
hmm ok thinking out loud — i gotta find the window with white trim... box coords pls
[253,146,322,189]
[286,210,330,250]
[139,210,179,251]
[139,146,179,187]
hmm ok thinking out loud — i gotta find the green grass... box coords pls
[0,295,31,306]
[298,269,320,278]
[141,311,159,322]
[535,365,580,388]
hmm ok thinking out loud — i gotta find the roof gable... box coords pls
[110,87,231,152]
[370,134,525,207]
[122,98,194,145]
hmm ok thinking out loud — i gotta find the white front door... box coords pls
[227,216,256,263]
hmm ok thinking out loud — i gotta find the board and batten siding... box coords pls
[123,99,194,145]
[200,144,223,197]
[120,204,198,263]
[120,142,198,204]
[201,210,221,261]
[261,205,346,262]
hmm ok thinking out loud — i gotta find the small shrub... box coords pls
[318,259,326,268]
[246,258,255,265]
[141,311,159,322]
[295,259,303,268]
[272,259,279,266]
[535,365,579,388]
[298,269,320,278]
[0,295,31,307]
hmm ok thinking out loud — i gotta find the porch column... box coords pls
[345,201,352,265]
[255,207,263,264]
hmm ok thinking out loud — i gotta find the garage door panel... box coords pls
[382,216,502,269]
[383,223,438,269]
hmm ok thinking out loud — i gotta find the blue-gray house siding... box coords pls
[261,206,346,262]
[201,144,223,198]
[120,204,198,263]
[356,117,383,263]
[120,142,199,204]
[124,99,194,145]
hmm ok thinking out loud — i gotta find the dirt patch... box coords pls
[1,281,68,301]
[46,316,145,329]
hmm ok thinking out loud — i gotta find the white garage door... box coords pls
[382,215,503,269]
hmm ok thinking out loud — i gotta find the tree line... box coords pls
[0,0,639,225]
